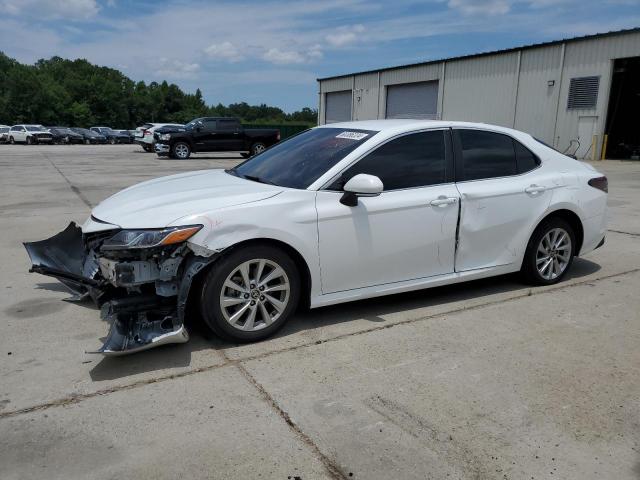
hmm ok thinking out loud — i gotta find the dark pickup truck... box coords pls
[154,117,280,159]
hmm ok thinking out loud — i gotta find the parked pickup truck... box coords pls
[154,117,280,159]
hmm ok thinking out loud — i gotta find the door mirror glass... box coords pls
[341,174,383,206]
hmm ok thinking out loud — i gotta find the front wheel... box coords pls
[171,141,191,159]
[521,218,575,285]
[250,142,266,156]
[142,144,153,152]
[200,245,300,342]
[26,136,33,145]
[9,137,15,144]
[109,137,116,145]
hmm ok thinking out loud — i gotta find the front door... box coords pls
[316,129,459,293]
[452,128,553,271]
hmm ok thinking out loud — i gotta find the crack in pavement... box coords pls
[41,152,94,208]
[608,229,640,237]
[227,352,349,480]
[2,266,639,420]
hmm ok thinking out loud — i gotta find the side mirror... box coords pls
[340,174,383,207]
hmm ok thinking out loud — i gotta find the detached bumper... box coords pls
[23,223,208,356]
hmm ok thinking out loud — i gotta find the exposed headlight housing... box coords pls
[101,225,202,251]
[160,133,171,141]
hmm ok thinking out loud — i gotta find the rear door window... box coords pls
[455,129,517,181]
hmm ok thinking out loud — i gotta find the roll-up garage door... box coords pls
[385,81,438,119]
[325,90,352,123]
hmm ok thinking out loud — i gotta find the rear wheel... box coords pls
[26,136,33,145]
[250,142,266,156]
[521,217,575,285]
[200,245,300,342]
[85,138,91,145]
[142,144,153,152]
[171,142,191,159]
[9,136,15,144]
[109,137,116,145]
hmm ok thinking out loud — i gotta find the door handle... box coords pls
[233,132,239,135]
[430,196,458,207]
[525,184,546,194]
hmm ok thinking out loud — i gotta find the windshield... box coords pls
[0,127,8,133]
[101,127,114,133]
[185,119,201,130]
[25,126,42,131]
[230,128,377,189]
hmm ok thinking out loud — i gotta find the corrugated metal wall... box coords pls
[318,30,640,158]
[441,51,519,126]
[514,44,563,143]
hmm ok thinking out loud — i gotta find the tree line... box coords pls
[0,53,317,128]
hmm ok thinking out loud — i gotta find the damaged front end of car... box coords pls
[24,222,214,355]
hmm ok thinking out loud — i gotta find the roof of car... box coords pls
[316,119,532,139]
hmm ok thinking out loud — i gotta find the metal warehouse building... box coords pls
[317,28,640,160]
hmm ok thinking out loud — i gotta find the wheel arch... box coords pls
[196,237,313,310]
[532,208,584,256]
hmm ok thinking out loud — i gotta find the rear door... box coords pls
[316,129,459,293]
[216,119,244,150]
[453,128,551,271]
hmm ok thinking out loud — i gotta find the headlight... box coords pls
[101,225,202,250]
[160,133,171,140]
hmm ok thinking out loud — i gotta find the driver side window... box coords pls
[329,130,448,191]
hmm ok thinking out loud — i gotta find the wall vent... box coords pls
[567,76,599,109]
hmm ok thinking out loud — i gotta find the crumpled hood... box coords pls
[91,169,282,228]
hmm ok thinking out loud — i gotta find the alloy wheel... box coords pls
[174,143,190,159]
[219,259,290,332]
[253,143,266,155]
[536,227,572,280]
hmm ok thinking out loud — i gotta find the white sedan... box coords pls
[25,120,607,354]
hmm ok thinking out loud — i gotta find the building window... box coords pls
[567,76,600,109]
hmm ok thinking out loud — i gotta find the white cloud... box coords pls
[262,48,306,65]
[325,24,365,47]
[1,0,99,19]
[448,0,511,15]
[204,41,244,62]
[154,58,200,79]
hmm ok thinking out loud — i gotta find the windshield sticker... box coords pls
[336,131,369,141]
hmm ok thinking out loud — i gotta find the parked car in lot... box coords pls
[154,117,280,159]
[90,126,130,144]
[70,127,107,144]
[8,125,53,144]
[48,127,84,144]
[25,120,607,355]
[0,125,9,143]
[135,123,184,152]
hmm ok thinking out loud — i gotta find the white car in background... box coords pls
[134,123,184,152]
[0,125,9,143]
[8,125,53,144]
[25,120,608,355]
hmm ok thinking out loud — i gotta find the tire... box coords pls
[85,139,91,145]
[200,245,300,342]
[143,144,153,152]
[109,137,116,145]
[250,142,267,156]
[26,136,33,145]
[9,137,15,144]
[521,217,575,285]
[171,141,191,159]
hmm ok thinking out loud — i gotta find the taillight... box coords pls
[588,176,608,193]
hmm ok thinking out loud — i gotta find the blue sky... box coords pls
[1,0,639,112]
